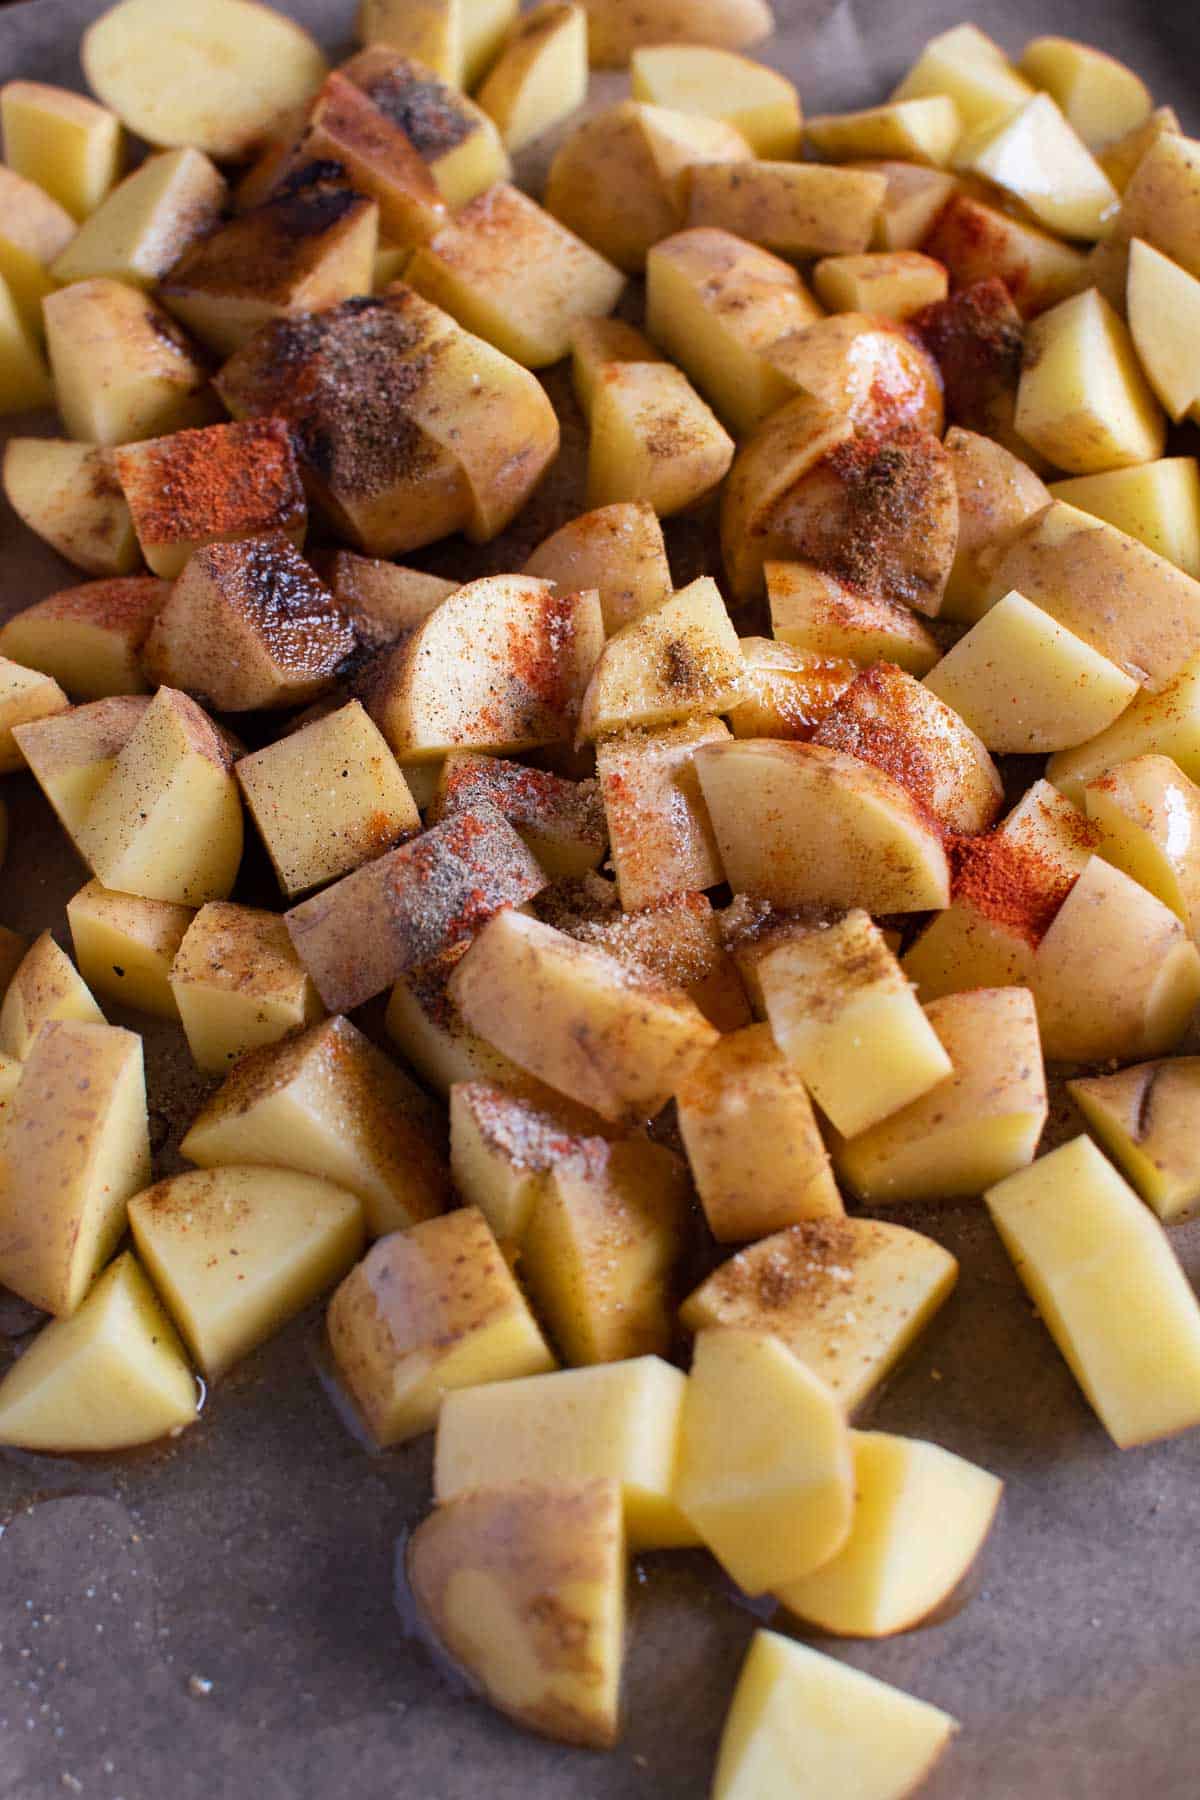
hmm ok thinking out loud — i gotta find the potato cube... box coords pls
[807,96,961,167]
[11,694,148,843]
[586,361,734,516]
[1082,755,1200,935]
[714,1629,956,1800]
[0,930,104,1060]
[629,45,800,159]
[285,71,447,246]
[596,718,727,910]
[1020,36,1151,150]
[569,318,663,416]
[568,891,751,1032]
[1100,106,1179,190]
[765,310,944,436]
[407,1481,624,1751]
[476,3,588,154]
[1,577,168,701]
[0,1253,197,1453]
[3,440,139,578]
[891,22,1033,132]
[361,0,517,88]
[433,753,605,880]
[170,902,322,1074]
[387,949,534,1097]
[680,1219,957,1413]
[759,912,953,1138]
[1117,131,1200,280]
[987,1137,1200,1447]
[859,159,958,252]
[67,881,193,1021]
[777,1432,1002,1637]
[0,81,122,222]
[0,657,67,771]
[317,550,456,649]
[435,1356,697,1548]
[954,94,1117,240]
[579,578,740,742]
[922,195,1087,318]
[1049,460,1200,579]
[448,907,719,1123]
[813,250,947,319]
[941,426,1052,622]
[0,162,74,331]
[407,183,622,369]
[50,147,226,289]
[449,1078,613,1244]
[1017,287,1164,474]
[525,503,671,638]
[129,1166,364,1380]
[676,1023,840,1242]
[358,0,462,84]
[1069,1058,1200,1223]
[341,49,509,210]
[676,1330,853,1594]
[328,1206,553,1445]
[833,988,1047,1204]
[685,161,886,259]
[725,639,854,740]
[78,686,243,907]
[1048,653,1200,801]
[765,561,939,675]
[0,1020,149,1316]
[286,804,545,1013]
[45,279,217,447]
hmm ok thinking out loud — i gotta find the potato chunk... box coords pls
[48,279,218,450]
[407,1481,625,1750]
[922,195,1086,318]
[67,881,193,1021]
[954,94,1117,240]
[279,73,448,247]
[0,1020,149,1316]
[449,1079,615,1245]
[812,250,947,319]
[317,550,456,649]
[183,1014,448,1237]
[435,1356,697,1548]
[1016,288,1164,474]
[11,694,149,844]
[476,3,588,153]
[1049,459,1200,579]
[777,1432,1002,1637]
[726,638,854,740]
[1069,1058,1200,1223]
[941,426,1052,622]
[328,1207,554,1445]
[387,949,534,1097]
[357,0,463,87]
[0,930,104,1060]
[1020,36,1151,150]
[676,1330,852,1594]
[3,440,139,578]
[568,890,750,1031]
[596,718,728,909]
[0,1254,197,1453]
[685,161,886,259]
[1082,755,1200,934]
[714,1628,956,1800]
[586,360,734,517]
[0,274,51,412]
[1117,131,1200,282]
[578,577,741,741]
[987,1137,1200,1447]
[767,311,943,436]
[629,45,801,159]
[341,50,510,210]
[765,561,939,675]
[0,81,122,221]
[680,1218,958,1412]
[582,0,771,67]
[807,96,961,167]
[51,147,227,289]
[433,754,605,880]
[169,902,322,1074]
[860,158,958,251]
[525,503,672,637]
[890,22,1033,133]
[1,577,168,701]
[0,658,68,772]
[1126,238,1200,425]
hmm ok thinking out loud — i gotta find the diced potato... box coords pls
[407,1481,624,1750]
[129,1166,363,1381]
[476,4,588,153]
[832,988,1047,1205]
[759,912,953,1138]
[719,392,854,600]
[859,158,959,251]
[0,929,104,1060]
[1,576,167,700]
[51,147,226,289]
[569,890,750,1032]
[67,881,193,1020]
[1032,856,1200,1062]
[0,273,52,411]
[0,1254,197,1453]
[3,440,139,578]
[680,1218,958,1413]
[578,577,741,741]
[77,686,243,907]
[765,561,940,675]
[629,45,801,159]
[676,1023,841,1241]
[0,657,68,772]
[1004,777,1100,877]
[1048,653,1200,801]
[448,907,718,1124]
[183,1013,449,1237]
[685,161,887,259]
[676,1330,852,1594]
[341,50,510,211]
[317,550,456,649]
[726,638,853,740]
[694,738,950,914]
[328,1207,553,1445]
[1069,1058,1200,1223]
[581,0,771,69]
[1126,238,1200,424]
[357,0,462,84]
[924,590,1138,753]
[286,804,544,1013]
[461,0,524,89]
[44,279,215,447]
[0,1019,148,1316]
[81,0,328,161]
[169,902,322,1074]
[10,694,148,844]
[525,503,672,637]
[0,81,122,222]
[1020,36,1151,150]
[434,754,605,881]
[449,1079,614,1244]
[941,425,1052,621]
[777,1432,1002,1637]
[812,250,947,319]
[407,183,622,369]
[1100,106,1180,192]
[569,316,664,415]
[714,1628,957,1800]
[1050,459,1200,578]
[922,195,1088,318]
[586,360,734,516]
[522,1137,688,1364]
[386,948,535,1097]
[1082,755,1200,934]
[766,310,944,436]
[435,1356,698,1549]
[891,23,1034,133]
[367,575,603,759]
[1016,287,1164,474]
[808,96,961,167]
[987,1136,1200,1447]
[954,94,1117,240]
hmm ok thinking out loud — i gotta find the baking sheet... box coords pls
[3,1,1200,1796]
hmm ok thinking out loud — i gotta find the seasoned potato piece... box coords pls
[407,1481,625,1750]
[0,930,104,1060]
[433,753,605,880]
[568,890,750,1032]
[0,81,122,221]
[67,881,193,1020]
[922,195,1087,318]
[44,279,215,447]
[449,1078,612,1244]
[183,1013,449,1237]
[578,577,741,742]
[78,686,243,907]
[645,228,820,434]
[677,1023,840,1241]
[582,0,771,66]
[406,183,623,369]
[1069,1058,1200,1223]
[857,159,959,252]
[1050,460,1200,579]
[476,3,588,153]
[1100,106,1179,192]
[586,360,734,516]
[11,694,149,843]
[681,1218,958,1413]
[51,147,226,289]
[0,161,75,305]
[891,22,1033,133]
[832,988,1047,1204]
[0,577,167,700]
[726,638,853,740]
[629,45,801,159]
[1048,654,1200,801]
[387,949,534,1096]
[812,250,947,319]
[987,1137,1200,1447]
[597,719,728,909]
[82,0,327,160]
[129,1166,364,1381]
[765,563,939,675]
[1126,239,1200,424]
[941,425,1051,621]
[1082,755,1200,934]
[1016,287,1164,474]
[766,312,943,438]
[169,902,322,1074]
[278,72,447,246]
[719,392,852,600]
[569,316,664,416]
[316,550,457,649]
[1020,36,1151,150]
[357,0,463,84]
[3,440,139,578]
[685,161,887,259]
[341,50,510,211]
[912,279,1030,458]
[328,1207,554,1445]
[954,94,1117,240]
[0,658,68,772]
[1108,131,1200,281]
[525,503,672,637]
[695,738,950,913]
[0,1020,149,1316]
[807,97,961,167]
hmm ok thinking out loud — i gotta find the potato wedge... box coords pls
[1,576,167,700]
[1082,754,1200,934]
[765,561,940,675]
[1126,238,1200,424]
[890,22,1034,133]
[0,657,68,772]
[1020,36,1151,150]
[941,425,1051,621]
[578,577,741,742]
[11,694,148,845]
[341,50,510,211]
[954,94,1117,240]
[1069,1058,1200,1224]
[0,81,122,222]
[629,45,801,159]
[1049,459,1200,578]
[525,503,672,637]
[67,881,192,1021]
[51,147,226,290]
[1016,287,1164,474]
[596,718,727,909]
[3,440,139,579]
[685,161,887,259]
[0,929,104,1060]
[476,3,588,153]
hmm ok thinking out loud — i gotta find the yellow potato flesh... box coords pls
[578,576,742,740]
[3,439,139,579]
[807,96,961,167]
[1049,457,1200,578]
[170,902,323,1075]
[630,46,801,159]
[9,694,149,844]
[67,879,192,1020]
[1020,35,1151,150]
[1069,1057,1200,1223]
[1126,238,1200,423]
[0,80,122,221]
[1083,754,1200,934]
[475,4,588,155]
[0,929,103,1060]
[50,147,227,288]
[0,657,66,772]
[954,93,1117,239]
[891,22,1033,132]
[1016,288,1164,476]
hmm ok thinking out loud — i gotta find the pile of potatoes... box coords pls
[4,1,1200,1793]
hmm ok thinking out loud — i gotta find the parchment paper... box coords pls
[2,2,1200,1797]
